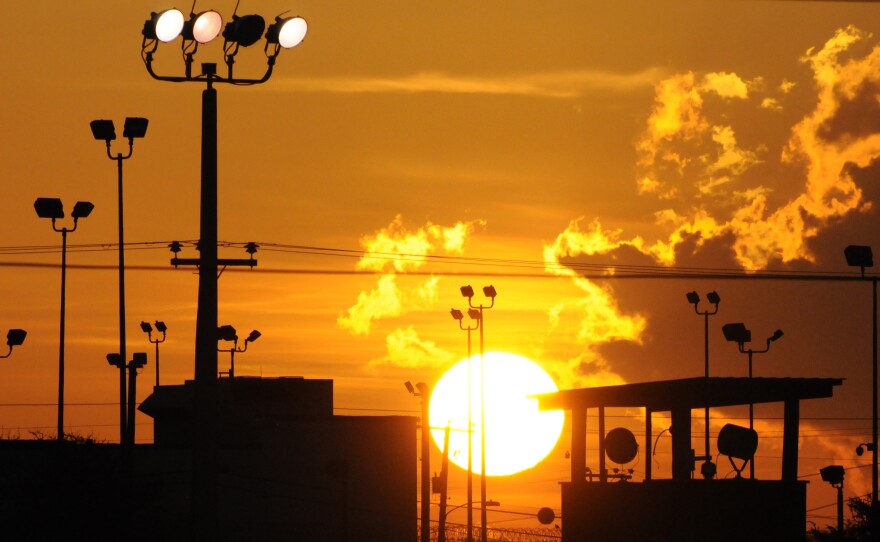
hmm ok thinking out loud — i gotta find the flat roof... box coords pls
[535,376,844,412]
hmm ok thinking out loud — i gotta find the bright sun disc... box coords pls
[429,352,564,476]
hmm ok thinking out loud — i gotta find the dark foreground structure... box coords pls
[536,376,843,542]
[0,377,415,542]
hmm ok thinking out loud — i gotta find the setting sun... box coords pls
[429,352,564,476]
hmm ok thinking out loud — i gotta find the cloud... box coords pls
[340,216,479,359]
[540,220,648,388]
[369,326,455,368]
[595,26,880,271]
[276,67,667,98]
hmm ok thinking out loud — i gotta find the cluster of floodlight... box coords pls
[143,8,307,51]
[216,325,261,349]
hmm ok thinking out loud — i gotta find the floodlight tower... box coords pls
[140,9,306,533]
[0,329,27,359]
[451,308,480,542]
[34,197,93,442]
[843,244,878,530]
[722,322,784,479]
[461,284,496,542]
[686,290,721,479]
[90,117,148,443]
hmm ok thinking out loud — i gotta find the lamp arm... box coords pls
[0,346,12,359]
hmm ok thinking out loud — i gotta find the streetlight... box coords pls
[686,290,721,479]
[844,244,879,532]
[722,322,784,479]
[34,197,93,442]
[451,308,480,542]
[140,321,167,387]
[461,284,496,542]
[216,325,260,379]
[0,329,27,359]
[90,116,147,446]
[820,465,846,534]
[141,9,306,531]
[406,381,431,542]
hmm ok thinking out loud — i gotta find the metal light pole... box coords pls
[686,290,720,479]
[722,322,783,479]
[461,285,496,542]
[406,381,431,542]
[451,308,480,542]
[34,198,93,442]
[90,117,148,443]
[844,244,879,534]
[140,321,167,387]
[140,10,306,536]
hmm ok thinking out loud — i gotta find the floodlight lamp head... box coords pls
[246,330,261,343]
[140,321,153,334]
[123,117,148,139]
[450,309,464,321]
[820,465,845,486]
[845,245,874,269]
[706,291,721,305]
[468,309,481,321]
[34,198,64,220]
[404,381,415,395]
[132,352,148,368]
[265,16,307,49]
[722,323,751,345]
[71,201,94,219]
[143,9,185,42]
[769,329,784,343]
[483,285,497,298]
[686,291,700,305]
[154,321,167,333]
[717,423,758,461]
[89,120,116,142]
[182,10,223,43]
[107,353,123,367]
[223,14,266,48]
[6,329,26,347]
[217,325,237,342]
[460,285,475,298]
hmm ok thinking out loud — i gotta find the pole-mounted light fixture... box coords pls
[722,321,783,479]
[686,289,721,479]
[216,324,260,378]
[142,320,168,387]
[0,329,26,359]
[34,197,93,442]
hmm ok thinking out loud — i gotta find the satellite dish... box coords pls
[537,507,555,525]
[605,427,638,464]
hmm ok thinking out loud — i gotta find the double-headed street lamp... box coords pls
[843,244,879,533]
[141,9,306,532]
[451,308,480,542]
[216,325,260,378]
[686,290,721,479]
[722,322,783,479]
[90,118,148,444]
[34,197,93,442]
[460,284,496,542]
[0,329,27,359]
[140,321,167,387]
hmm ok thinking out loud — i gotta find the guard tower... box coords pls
[535,376,843,542]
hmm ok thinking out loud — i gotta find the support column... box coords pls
[671,407,692,481]
[782,398,800,482]
[571,408,587,484]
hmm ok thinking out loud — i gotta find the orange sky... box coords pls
[2,0,880,530]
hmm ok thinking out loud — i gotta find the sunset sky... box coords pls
[2,0,880,530]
